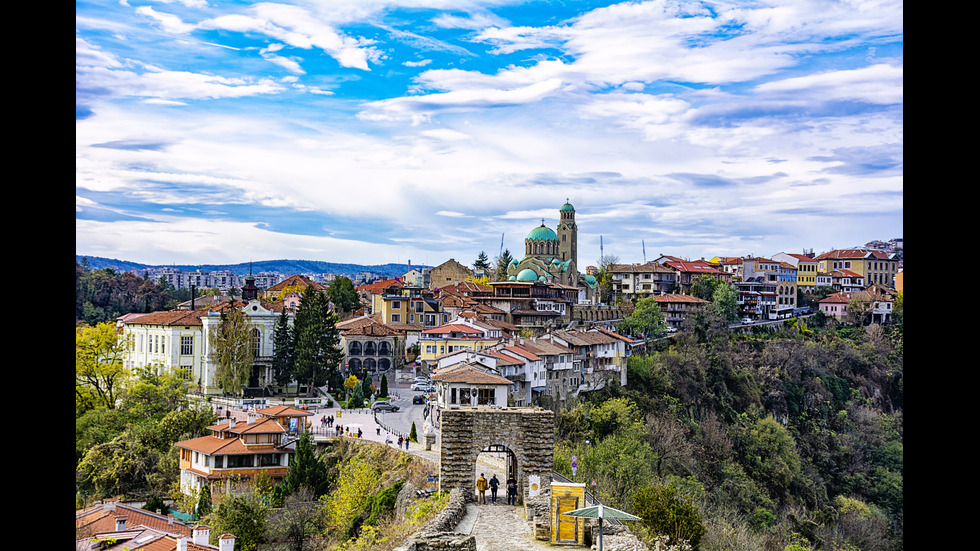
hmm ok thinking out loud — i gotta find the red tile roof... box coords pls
[76,500,191,538]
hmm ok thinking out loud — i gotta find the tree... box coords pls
[209,306,253,396]
[633,484,706,550]
[272,309,294,388]
[379,373,389,398]
[618,297,667,339]
[292,287,343,396]
[409,421,418,442]
[493,249,514,281]
[596,254,619,304]
[690,275,721,301]
[283,433,330,498]
[76,322,132,411]
[328,276,360,315]
[205,493,268,551]
[473,251,491,274]
[708,282,739,324]
[196,484,213,517]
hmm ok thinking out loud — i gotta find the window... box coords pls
[349,342,362,355]
[226,455,253,468]
[425,345,437,354]
[181,336,193,356]
[364,341,376,355]
[391,314,401,322]
[252,328,261,357]
[259,453,281,466]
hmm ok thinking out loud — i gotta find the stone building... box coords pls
[429,259,475,289]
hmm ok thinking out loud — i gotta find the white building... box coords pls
[122,299,293,395]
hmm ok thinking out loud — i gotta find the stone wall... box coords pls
[393,487,476,551]
[439,407,555,504]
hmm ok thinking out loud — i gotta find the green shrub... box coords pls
[633,484,706,550]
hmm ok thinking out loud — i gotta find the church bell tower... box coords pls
[557,199,577,270]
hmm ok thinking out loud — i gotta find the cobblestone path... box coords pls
[467,502,558,551]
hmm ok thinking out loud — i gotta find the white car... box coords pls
[411,382,432,391]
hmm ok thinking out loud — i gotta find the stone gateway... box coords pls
[439,407,554,504]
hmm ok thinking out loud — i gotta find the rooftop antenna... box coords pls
[600,235,604,263]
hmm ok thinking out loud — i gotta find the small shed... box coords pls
[551,482,587,545]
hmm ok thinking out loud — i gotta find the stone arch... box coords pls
[439,408,554,505]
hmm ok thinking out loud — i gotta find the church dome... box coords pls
[516,269,539,281]
[560,202,575,212]
[526,224,558,242]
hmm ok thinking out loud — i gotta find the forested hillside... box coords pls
[552,317,903,551]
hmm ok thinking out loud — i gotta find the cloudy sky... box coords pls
[76,0,903,269]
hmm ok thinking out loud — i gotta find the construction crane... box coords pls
[642,240,646,263]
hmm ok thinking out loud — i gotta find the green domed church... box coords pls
[505,201,598,294]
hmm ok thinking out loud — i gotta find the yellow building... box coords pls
[814,249,899,288]
[418,320,502,363]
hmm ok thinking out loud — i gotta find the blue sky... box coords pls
[76,0,903,269]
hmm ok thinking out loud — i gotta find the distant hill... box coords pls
[75,255,430,278]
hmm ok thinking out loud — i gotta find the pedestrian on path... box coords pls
[476,473,488,504]
[376,423,381,436]
[489,474,499,504]
[405,435,410,450]
[398,435,403,448]
[506,475,517,505]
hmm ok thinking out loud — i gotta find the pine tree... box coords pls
[474,251,491,273]
[196,484,212,517]
[271,309,293,388]
[283,433,329,497]
[409,421,418,442]
[379,373,389,398]
[292,287,343,396]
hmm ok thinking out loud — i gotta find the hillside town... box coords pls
[115,201,902,403]
[80,202,903,551]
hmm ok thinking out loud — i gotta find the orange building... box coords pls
[174,406,312,496]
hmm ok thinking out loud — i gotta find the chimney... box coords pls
[115,515,128,531]
[104,499,117,513]
[219,534,236,551]
[247,411,256,425]
[191,285,196,310]
[229,418,236,430]
[177,536,189,551]
[193,526,210,546]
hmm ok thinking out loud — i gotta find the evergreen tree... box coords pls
[473,251,491,273]
[292,286,343,396]
[493,249,514,281]
[282,433,329,498]
[409,421,418,442]
[271,309,294,388]
[196,484,212,517]
[379,373,389,398]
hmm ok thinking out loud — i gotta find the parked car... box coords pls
[413,376,430,384]
[371,401,400,412]
[413,395,425,404]
[742,318,753,324]
[411,382,432,391]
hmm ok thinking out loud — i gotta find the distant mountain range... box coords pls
[76,255,430,278]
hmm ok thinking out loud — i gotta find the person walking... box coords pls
[405,435,410,450]
[398,435,404,448]
[489,474,499,504]
[376,423,381,436]
[476,473,489,504]
[506,475,518,505]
